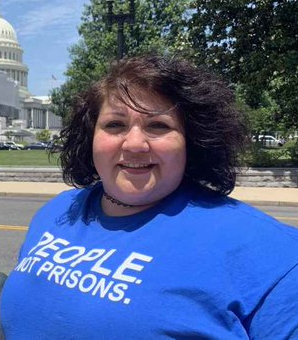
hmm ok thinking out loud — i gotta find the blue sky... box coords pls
[1,0,87,96]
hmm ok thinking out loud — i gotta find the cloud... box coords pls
[1,0,86,95]
[15,0,84,39]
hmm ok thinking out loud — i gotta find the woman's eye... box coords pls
[148,122,170,130]
[105,121,125,129]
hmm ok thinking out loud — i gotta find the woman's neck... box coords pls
[101,193,157,217]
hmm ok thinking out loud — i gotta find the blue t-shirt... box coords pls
[1,183,298,339]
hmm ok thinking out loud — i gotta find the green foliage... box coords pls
[36,130,51,142]
[242,143,291,167]
[235,87,288,137]
[51,0,189,123]
[270,75,298,129]
[67,0,189,85]
[51,0,298,132]
[50,81,78,124]
[248,107,276,136]
[285,139,298,166]
[189,0,298,129]
[4,131,14,140]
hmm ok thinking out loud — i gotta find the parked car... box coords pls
[0,142,10,150]
[23,142,48,150]
[0,142,20,150]
[5,141,24,150]
[252,135,284,147]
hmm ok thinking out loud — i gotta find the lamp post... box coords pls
[106,0,135,60]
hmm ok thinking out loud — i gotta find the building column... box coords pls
[34,109,38,128]
[36,109,39,128]
[39,110,42,128]
[45,110,49,129]
[30,108,34,128]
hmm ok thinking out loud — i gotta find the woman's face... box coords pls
[93,92,186,207]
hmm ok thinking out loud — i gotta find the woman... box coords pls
[1,54,298,339]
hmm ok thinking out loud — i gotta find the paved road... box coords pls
[1,196,297,228]
[0,196,297,275]
[0,196,47,274]
[0,196,47,227]
[0,229,24,274]
[257,205,298,227]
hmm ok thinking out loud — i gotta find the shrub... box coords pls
[286,139,298,166]
[36,129,51,142]
[241,142,290,167]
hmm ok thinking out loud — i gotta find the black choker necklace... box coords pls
[103,192,135,208]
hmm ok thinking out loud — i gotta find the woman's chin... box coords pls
[113,191,158,207]
[113,183,156,198]
[120,196,153,207]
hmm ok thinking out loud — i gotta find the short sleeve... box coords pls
[247,263,298,339]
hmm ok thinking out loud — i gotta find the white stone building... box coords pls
[0,70,20,124]
[0,13,62,141]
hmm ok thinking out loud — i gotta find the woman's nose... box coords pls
[122,126,150,153]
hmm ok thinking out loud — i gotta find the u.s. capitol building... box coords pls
[0,12,62,140]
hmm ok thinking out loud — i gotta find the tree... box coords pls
[235,84,290,137]
[4,131,14,141]
[189,0,298,128]
[36,129,51,142]
[50,0,190,123]
[50,81,78,124]
[51,0,298,130]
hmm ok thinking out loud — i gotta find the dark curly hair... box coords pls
[57,54,247,195]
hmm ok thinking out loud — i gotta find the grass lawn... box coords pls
[0,150,60,167]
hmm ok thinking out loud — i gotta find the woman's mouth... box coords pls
[118,163,155,174]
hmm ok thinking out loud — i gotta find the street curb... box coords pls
[0,192,56,199]
[241,200,298,207]
[1,191,298,207]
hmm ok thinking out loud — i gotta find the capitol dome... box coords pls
[0,13,62,132]
[0,16,18,42]
[0,14,29,94]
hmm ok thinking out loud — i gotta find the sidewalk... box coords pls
[231,187,298,206]
[0,181,297,206]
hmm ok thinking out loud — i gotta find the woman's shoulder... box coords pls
[47,183,101,206]
[30,183,103,228]
[174,186,298,282]
[174,184,298,245]
[36,186,90,213]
